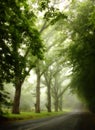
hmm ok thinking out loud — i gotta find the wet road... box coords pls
[1,112,95,130]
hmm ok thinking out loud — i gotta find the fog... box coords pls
[4,81,86,113]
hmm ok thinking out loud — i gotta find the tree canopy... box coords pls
[0,0,44,81]
[66,0,95,112]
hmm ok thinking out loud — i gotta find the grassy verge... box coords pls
[3,110,69,122]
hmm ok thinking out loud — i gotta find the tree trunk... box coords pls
[35,67,40,113]
[44,72,52,112]
[47,84,52,112]
[59,96,63,111]
[12,82,22,114]
[54,97,59,112]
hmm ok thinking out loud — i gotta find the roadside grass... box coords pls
[3,110,70,121]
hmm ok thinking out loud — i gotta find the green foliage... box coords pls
[0,0,45,83]
[0,83,12,115]
[45,9,67,25]
[38,0,50,11]
[38,0,67,26]
[67,0,95,112]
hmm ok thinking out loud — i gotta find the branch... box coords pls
[23,45,30,59]
[58,85,69,99]
[39,20,50,33]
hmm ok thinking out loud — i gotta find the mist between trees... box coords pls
[0,0,95,115]
[4,80,82,113]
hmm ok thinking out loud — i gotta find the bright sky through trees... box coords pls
[28,70,37,84]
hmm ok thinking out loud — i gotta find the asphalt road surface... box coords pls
[1,112,95,130]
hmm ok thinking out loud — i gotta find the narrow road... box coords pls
[1,112,95,130]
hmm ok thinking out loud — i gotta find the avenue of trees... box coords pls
[1,0,95,115]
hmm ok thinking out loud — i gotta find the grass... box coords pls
[3,110,68,122]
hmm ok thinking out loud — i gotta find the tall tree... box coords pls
[34,0,67,113]
[65,0,95,112]
[0,0,44,114]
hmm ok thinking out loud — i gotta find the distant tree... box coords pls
[51,65,69,112]
[34,0,67,113]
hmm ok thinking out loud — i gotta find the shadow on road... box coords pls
[75,112,95,130]
[1,112,95,130]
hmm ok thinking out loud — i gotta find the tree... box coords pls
[0,0,44,114]
[66,0,95,112]
[34,0,67,113]
[52,76,65,112]
[43,66,53,112]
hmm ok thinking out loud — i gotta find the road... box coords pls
[1,112,95,130]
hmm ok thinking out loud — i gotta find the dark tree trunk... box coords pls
[12,82,22,114]
[47,84,51,112]
[35,67,40,113]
